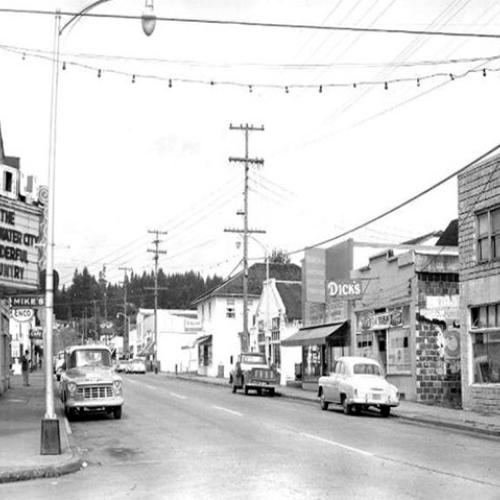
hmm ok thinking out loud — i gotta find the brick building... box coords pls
[458,155,500,413]
[352,244,460,405]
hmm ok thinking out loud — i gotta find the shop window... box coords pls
[477,206,500,262]
[471,303,500,329]
[472,332,500,383]
[386,328,411,374]
[304,345,322,378]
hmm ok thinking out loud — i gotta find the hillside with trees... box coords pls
[54,268,223,341]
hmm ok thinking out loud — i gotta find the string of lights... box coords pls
[1,42,499,93]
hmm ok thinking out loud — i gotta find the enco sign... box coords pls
[327,280,362,299]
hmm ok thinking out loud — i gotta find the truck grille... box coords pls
[252,369,275,380]
[77,385,113,399]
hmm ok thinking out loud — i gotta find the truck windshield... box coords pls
[241,354,266,365]
[69,350,111,368]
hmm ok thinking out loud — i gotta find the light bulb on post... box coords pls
[141,0,156,36]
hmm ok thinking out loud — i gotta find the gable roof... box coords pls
[402,230,443,246]
[275,281,302,321]
[0,123,20,169]
[193,262,301,305]
[436,219,458,246]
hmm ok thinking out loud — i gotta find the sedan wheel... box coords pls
[380,405,391,418]
[343,398,352,415]
[320,392,329,411]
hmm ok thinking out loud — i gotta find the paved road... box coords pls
[2,374,500,499]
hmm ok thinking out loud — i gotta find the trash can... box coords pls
[217,363,224,378]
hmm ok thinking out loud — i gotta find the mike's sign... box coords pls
[327,280,362,299]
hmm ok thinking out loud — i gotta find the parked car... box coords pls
[127,358,146,374]
[229,352,279,396]
[115,358,129,373]
[59,345,124,420]
[318,356,399,417]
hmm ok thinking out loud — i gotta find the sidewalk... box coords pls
[171,372,500,438]
[0,371,83,483]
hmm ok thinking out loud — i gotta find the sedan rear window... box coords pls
[353,363,381,375]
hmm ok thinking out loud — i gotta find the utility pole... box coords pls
[99,264,108,342]
[119,266,133,357]
[227,123,265,352]
[147,230,167,374]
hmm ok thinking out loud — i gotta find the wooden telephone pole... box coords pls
[147,230,167,374]
[227,123,265,352]
[118,266,133,356]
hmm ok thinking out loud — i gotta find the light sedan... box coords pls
[318,356,399,417]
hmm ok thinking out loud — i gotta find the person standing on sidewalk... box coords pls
[21,350,30,386]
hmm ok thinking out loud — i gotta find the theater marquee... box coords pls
[0,198,42,292]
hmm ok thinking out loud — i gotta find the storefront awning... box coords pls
[281,322,348,347]
[194,334,212,345]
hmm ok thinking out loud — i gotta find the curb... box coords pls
[0,408,84,484]
[172,374,500,439]
[393,414,500,438]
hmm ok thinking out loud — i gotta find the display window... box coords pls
[387,328,411,374]
[303,344,323,379]
[472,332,500,384]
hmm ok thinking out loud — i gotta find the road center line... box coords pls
[212,405,243,417]
[169,392,187,400]
[301,432,374,457]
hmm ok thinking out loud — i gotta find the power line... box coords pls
[6,42,500,70]
[3,8,500,40]
[286,141,500,256]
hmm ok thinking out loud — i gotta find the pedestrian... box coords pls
[21,350,30,386]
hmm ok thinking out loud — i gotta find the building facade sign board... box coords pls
[0,198,41,292]
[327,280,362,299]
[10,294,45,309]
[10,308,34,322]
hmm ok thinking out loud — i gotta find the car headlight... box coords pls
[113,380,122,390]
[67,382,77,394]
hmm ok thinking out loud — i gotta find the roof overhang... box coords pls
[194,334,212,345]
[281,322,348,347]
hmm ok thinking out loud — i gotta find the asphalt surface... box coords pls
[1,374,499,499]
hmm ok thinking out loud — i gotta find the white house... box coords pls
[136,309,201,373]
[192,263,302,379]
[249,278,302,386]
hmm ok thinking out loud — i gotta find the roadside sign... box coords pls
[327,280,363,299]
[11,308,35,322]
[30,327,43,339]
[10,295,45,309]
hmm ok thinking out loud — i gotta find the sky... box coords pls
[1,0,500,286]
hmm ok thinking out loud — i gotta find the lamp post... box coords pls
[42,0,156,455]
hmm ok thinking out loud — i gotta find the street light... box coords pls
[142,0,157,36]
[42,0,156,455]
